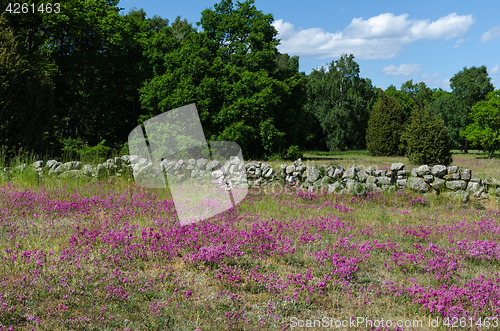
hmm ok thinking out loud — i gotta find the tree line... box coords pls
[1,0,498,163]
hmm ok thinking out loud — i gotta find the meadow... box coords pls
[0,150,499,330]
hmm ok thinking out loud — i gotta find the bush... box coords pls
[78,140,112,163]
[402,104,452,166]
[366,91,405,156]
[283,145,303,161]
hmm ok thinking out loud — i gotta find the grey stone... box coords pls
[447,166,459,174]
[82,165,94,176]
[120,155,130,163]
[453,190,469,203]
[446,180,467,191]
[320,176,331,187]
[470,178,482,184]
[423,175,434,183]
[431,165,447,178]
[46,160,58,169]
[366,176,376,185]
[365,166,375,176]
[48,165,63,175]
[345,179,360,194]
[280,164,287,176]
[297,165,307,174]
[357,170,368,182]
[212,170,224,178]
[397,179,407,187]
[484,177,500,187]
[32,161,44,169]
[328,182,342,193]
[415,165,431,177]
[325,166,334,178]
[230,156,241,165]
[96,164,106,176]
[459,168,471,181]
[293,158,302,167]
[430,178,446,190]
[305,165,320,183]
[206,160,220,171]
[285,165,295,174]
[397,170,408,177]
[444,172,461,180]
[197,158,208,170]
[374,170,386,177]
[129,155,139,164]
[105,159,115,170]
[287,175,298,183]
[333,166,344,178]
[343,167,359,179]
[376,177,392,185]
[160,159,169,170]
[263,168,273,178]
[466,182,484,197]
[407,177,430,192]
[261,163,271,172]
[391,163,405,171]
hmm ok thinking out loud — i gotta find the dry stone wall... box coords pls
[4,156,500,203]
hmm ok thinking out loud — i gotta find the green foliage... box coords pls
[79,140,112,163]
[283,145,302,161]
[436,66,495,153]
[366,91,405,156]
[430,94,467,150]
[305,54,377,151]
[402,104,452,166]
[139,0,307,160]
[0,16,55,161]
[450,66,494,110]
[460,90,500,157]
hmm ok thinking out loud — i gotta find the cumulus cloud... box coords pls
[421,73,450,90]
[381,64,424,76]
[491,64,500,75]
[273,13,474,60]
[480,26,500,42]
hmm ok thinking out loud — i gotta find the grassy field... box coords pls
[0,151,499,330]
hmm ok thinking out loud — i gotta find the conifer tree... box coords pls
[402,104,452,165]
[366,90,405,156]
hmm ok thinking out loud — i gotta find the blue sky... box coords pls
[117,0,500,91]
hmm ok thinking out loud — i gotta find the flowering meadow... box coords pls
[1,172,500,330]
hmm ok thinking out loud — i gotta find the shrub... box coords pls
[402,104,452,166]
[284,145,303,161]
[366,91,405,156]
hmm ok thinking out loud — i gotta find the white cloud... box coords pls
[421,73,450,90]
[381,64,424,76]
[480,25,500,42]
[454,38,464,48]
[490,64,500,75]
[273,13,474,60]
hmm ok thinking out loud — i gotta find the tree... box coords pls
[430,94,468,151]
[0,16,55,159]
[448,66,494,153]
[402,104,452,166]
[139,0,307,160]
[305,54,377,151]
[366,91,405,156]
[460,90,500,157]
